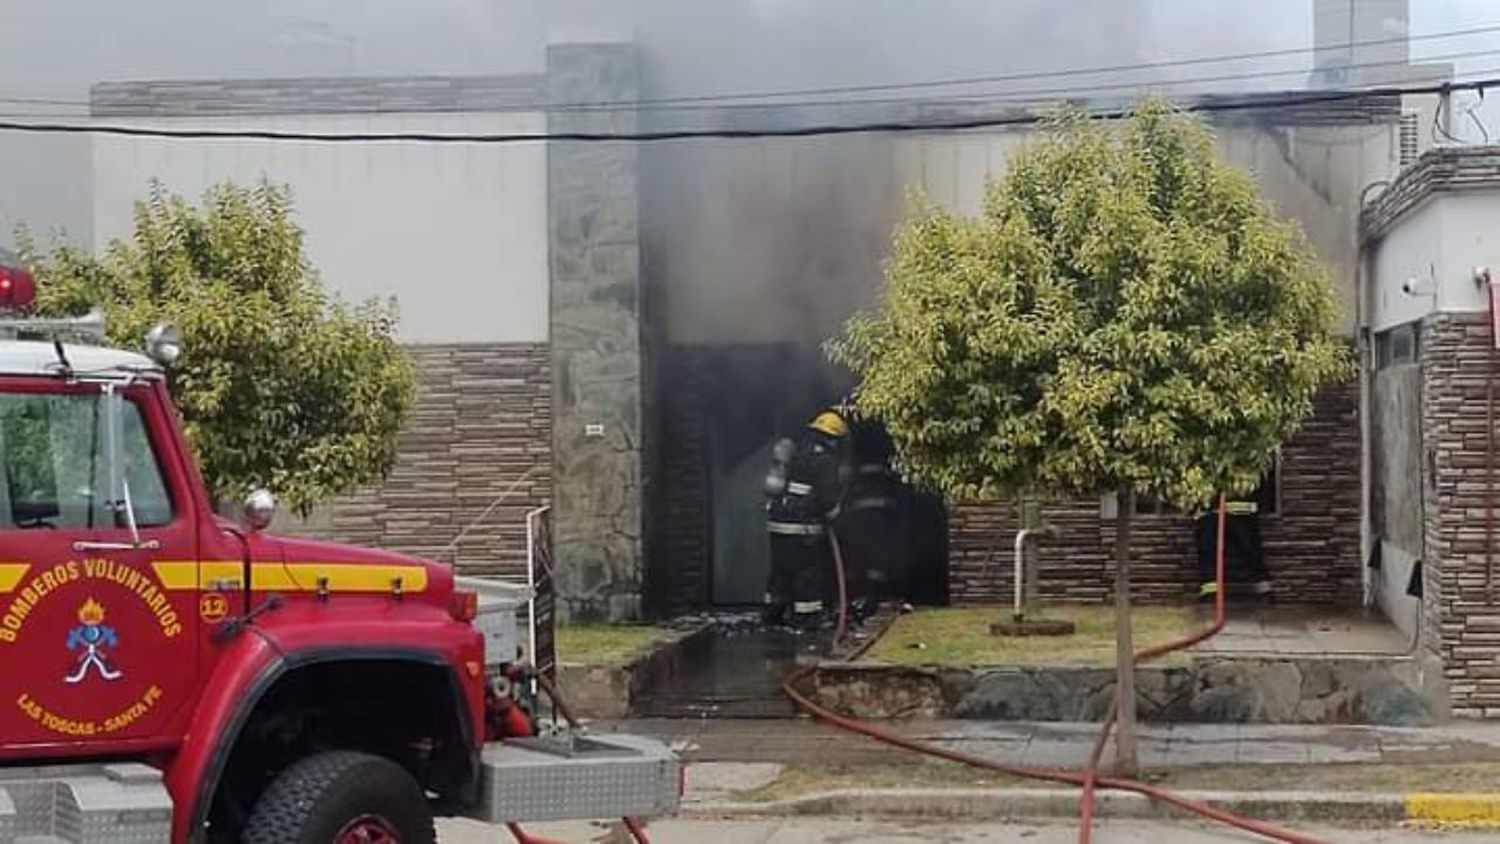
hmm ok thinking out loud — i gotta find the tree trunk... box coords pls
[1113,488,1139,776]
[1020,496,1042,618]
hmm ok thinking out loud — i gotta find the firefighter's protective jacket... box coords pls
[766,433,845,537]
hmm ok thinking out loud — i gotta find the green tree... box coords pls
[831,100,1350,773]
[19,181,415,516]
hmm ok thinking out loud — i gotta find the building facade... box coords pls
[73,51,1417,624]
[0,0,1448,639]
[1364,148,1500,717]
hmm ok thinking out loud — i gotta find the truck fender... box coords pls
[169,630,481,843]
[165,628,283,844]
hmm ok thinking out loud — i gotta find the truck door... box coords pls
[0,379,198,752]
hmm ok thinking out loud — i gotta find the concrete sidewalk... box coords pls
[594,717,1500,770]
[438,817,1500,843]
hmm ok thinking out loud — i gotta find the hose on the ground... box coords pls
[622,816,651,843]
[505,821,569,844]
[796,499,1329,844]
[535,671,583,731]
[504,670,654,844]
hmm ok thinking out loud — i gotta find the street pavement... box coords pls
[438,817,1500,843]
[595,717,1500,769]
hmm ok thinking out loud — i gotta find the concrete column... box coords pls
[546,43,645,622]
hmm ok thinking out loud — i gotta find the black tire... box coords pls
[240,750,435,844]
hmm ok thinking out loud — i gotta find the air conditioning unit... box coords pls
[1399,110,1420,167]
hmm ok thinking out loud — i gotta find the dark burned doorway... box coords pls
[695,343,948,607]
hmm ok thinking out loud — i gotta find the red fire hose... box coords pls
[789,497,1330,844]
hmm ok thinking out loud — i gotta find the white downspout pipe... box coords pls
[1013,526,1055,621]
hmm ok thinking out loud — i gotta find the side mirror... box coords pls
[145,322,182,365]
[243,489,276,532]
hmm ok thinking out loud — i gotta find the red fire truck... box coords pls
[0,264,678,843]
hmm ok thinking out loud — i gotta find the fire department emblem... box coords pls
[64,598,122,684]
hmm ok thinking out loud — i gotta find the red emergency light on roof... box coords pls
[0,265,35,310]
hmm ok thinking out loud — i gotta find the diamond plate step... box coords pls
[0,763,171,844]
[469,732,680,824]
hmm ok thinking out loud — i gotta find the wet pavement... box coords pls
[630,609,892,719]
[632,623,836,719]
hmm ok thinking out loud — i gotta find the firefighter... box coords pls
[835,418,904,623]
[763,407,851,630]
[1195,493,1272,602]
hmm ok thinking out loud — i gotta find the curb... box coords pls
[683,788,1435,824]
[1405,793,1500,824]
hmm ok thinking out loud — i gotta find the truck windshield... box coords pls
[0,391,172,530]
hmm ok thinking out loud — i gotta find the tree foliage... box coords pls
[19,181,415,515]
[831,99,1351,510]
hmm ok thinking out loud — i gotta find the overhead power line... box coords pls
[551,47,1500,114]
[0,50,1482,127]
[540,23,1500,111]
[0,75,1487,145]
[0,22,1496,114]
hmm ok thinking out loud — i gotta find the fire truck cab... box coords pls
[0,264,678,844]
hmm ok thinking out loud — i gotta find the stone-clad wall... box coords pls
[547,44,647,622]
[293,344,552,579]
[948,383,1362,606]
[1420,313,1500,716]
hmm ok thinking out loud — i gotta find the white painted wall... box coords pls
[1437,192,1500,314]
[91,112,548,344]
[1369,190,1500,333]
[1371,197,1445,332]
[0,134,94,250]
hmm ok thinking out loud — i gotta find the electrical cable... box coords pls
[1469,89,1492,144]
[536,46,1500,115]
[1,22,1498,114]
[532,23,1500,111]
[23,44,1497,124]
[0,75,1493,145]
[1434,89,1467,144]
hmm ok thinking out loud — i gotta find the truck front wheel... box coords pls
[240,750,435,844]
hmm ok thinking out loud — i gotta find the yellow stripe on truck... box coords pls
[152,561,245,590]
[151,561,198,590]
[151,562,426,594]
[0,563,29,593]
[259,563,428,594]
[202,561,245,587]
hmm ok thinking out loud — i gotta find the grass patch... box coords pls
[863,606,1200,667]
[556,623,666,666]
[734,762,1500,802]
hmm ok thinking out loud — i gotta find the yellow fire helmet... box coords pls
[808,410,850,438]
